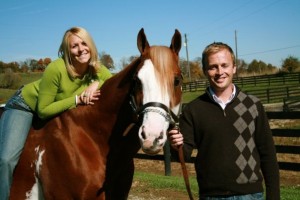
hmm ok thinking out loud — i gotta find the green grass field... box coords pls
[133,171,300,199]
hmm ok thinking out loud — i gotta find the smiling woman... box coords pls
[0,26,112,199]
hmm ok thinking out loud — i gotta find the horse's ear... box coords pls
[137,28,150,54]
[170,29,181,55]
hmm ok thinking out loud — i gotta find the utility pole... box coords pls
[184,34,191,81]
[235,30,239,79]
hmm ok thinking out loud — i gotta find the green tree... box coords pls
[30,59,38,71]
[281,56,300,72]
[247,59,259,73]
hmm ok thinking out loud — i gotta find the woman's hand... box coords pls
[77,81,101,105]
[168,129,184,150]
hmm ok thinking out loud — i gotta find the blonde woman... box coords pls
[0,27,112,199]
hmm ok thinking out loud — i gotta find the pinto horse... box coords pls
[7,28,182,199]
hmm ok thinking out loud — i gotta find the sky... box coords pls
[1,0,300,71]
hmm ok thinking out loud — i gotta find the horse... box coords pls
[6,28,182,199]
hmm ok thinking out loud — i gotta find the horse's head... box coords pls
[132,28,182,155]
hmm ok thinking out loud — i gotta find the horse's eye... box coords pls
[174,76,181,87]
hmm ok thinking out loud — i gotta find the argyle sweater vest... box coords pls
[179,88,279,199]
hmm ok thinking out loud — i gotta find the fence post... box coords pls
[267,89,270,103]
[163,140,172,176]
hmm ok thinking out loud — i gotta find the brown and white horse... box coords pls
[8,28,182,199]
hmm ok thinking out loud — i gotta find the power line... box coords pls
[240,45,300,57]
[190,0,252,35]
[190,0,282,37]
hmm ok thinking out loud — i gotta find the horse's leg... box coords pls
[104,125,140,199]
[104,158,134,200]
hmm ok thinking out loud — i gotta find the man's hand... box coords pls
[168,129,184,150]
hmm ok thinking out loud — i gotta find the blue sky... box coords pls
[1,0,299,71]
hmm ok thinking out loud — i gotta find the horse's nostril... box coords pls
[141,126,146,139]
[158,131,163,139]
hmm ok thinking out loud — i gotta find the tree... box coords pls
[37,59,44,71]
[179,58,189,81]
[29,59,38,72]
[6,62,20,72]
[20,63,29,73]
[120,55,139,69]
[0,61,5,73]
[247,59,260,74]
[44,58,52,67]
[281,56,300,72]
[99,51,114,70]
[180,58,204,81]
[237,59,248,75]
[190,61,203,80]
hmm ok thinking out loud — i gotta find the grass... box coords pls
[0,72,42,104]
[133,171,198,195]
[133,171,300,199]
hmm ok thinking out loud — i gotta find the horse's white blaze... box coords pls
[138,59,170,105]
[137,59,170,152]
[25,146,45,200]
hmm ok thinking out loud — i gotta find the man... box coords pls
[169,42,279,200]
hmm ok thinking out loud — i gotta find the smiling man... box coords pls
[169,42,280,200]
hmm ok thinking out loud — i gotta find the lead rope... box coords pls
[173,125,194,200]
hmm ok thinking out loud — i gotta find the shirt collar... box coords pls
[209,84,236,109]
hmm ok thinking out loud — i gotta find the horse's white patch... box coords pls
[137,59,170,151]
[138,59,170,105]
[25,146,45,200]
[25,182,39,200]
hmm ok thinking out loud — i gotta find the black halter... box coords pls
[129,95,179,130]
[128,68,182,129]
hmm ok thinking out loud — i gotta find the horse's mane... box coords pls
[149,46,178,107]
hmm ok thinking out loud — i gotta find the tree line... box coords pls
[0,52,300,83]
[178,56,300,82]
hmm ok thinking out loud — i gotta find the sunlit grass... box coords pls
[133,171,300,199]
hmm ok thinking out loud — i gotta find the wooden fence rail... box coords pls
[182,72,300,92]
[182,73,300,104]
[135,111,300,174]
[245,85,300,104]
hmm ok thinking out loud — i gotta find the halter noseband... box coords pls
[130,98,179,129]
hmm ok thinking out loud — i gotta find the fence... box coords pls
[244,85,300,104]
[135,111,300,174]
[234,72,300,87]
[182,73,300,92]
[182,73,300,104]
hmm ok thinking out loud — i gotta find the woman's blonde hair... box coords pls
[58,27,100,79]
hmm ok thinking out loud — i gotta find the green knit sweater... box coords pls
[21,58,112,119]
